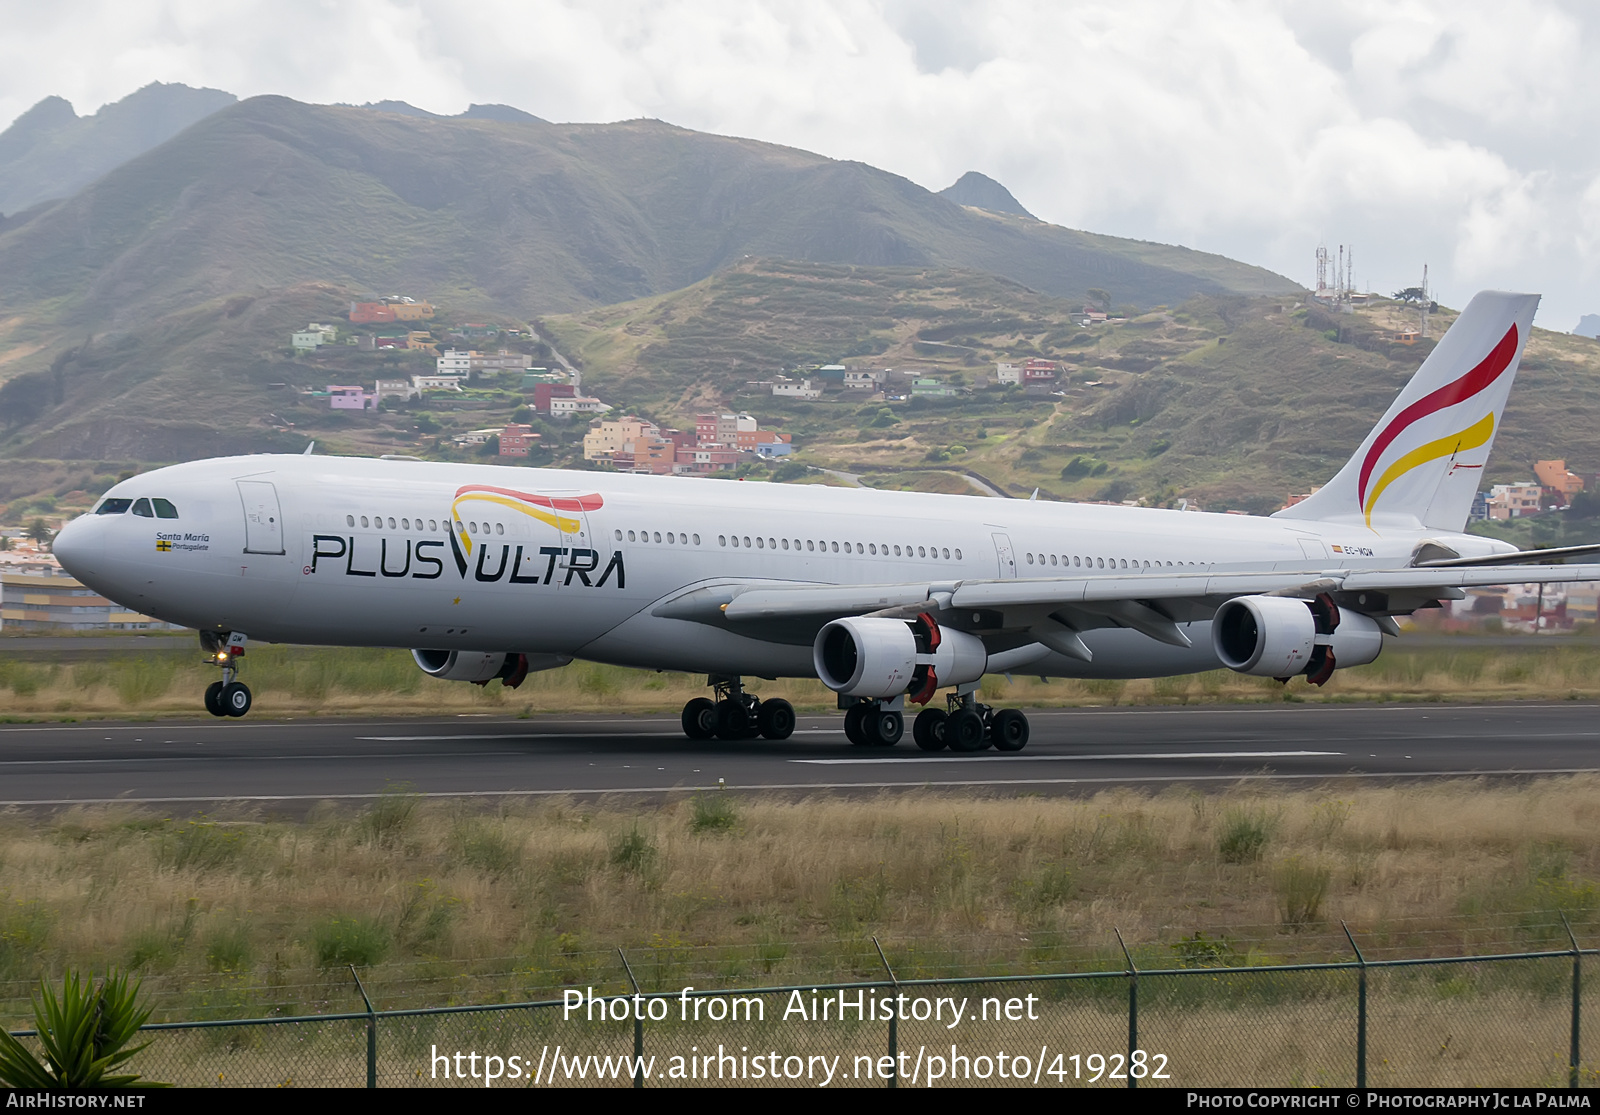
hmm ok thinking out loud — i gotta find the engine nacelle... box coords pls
[1212,594,1383,684]
[411,650,570,687]
[813,615,987,701]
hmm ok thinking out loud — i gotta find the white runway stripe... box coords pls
[793,750,1342,765]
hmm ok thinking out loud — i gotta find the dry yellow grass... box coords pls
[3,640,1600,719]
[0,779,1595,1031]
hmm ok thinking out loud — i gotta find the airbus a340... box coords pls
[52,291,1599,751]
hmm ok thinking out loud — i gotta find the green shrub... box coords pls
[311,916,391,967]
[689,793,738,834]
[1218,807,1273,864]
[1276,856,1331,930]
[609,824,657,874]
[358,784,419,846]
[204,924,253,972]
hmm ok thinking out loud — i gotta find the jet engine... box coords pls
[813,613,988,702]
[1212,593,1383,685]
[411,650,571,688]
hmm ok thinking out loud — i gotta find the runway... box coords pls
[1,702,1598,809]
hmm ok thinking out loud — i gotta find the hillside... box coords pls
[0,93,1298,462]
[547,262,1600,513]
[0,83,236,217]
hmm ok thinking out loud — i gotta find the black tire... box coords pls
[992,708,1030,752]
[756,698,796,740]
[204,681,226,718]
[682,697,716,739]
[947,708,986,751]
[912,707,947,751]
[867,710,903,746]
[843,704,869,746]
[714,698,752,740]
[221,682,252,718]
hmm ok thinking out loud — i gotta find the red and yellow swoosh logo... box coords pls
[1356,324,1518,522]
[451,485,603,553]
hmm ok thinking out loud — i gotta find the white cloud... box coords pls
[1,0,1597,326]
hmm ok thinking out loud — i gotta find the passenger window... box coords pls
[95,498,132,516]
[131,498,154,518]
[495,523,504,535]
[942,548,950,559]
[430,520,438,531]
[806,541,815,551]
[152,498,179,519]
[719,536,727,546]
[831,542,839,553]
[693,534,701,545]
[346,514,356,527]
[402,518,410,530]
[782,539,790,550]
[955,549,962,560]
[388,517,397,529]
[655,532,663,543]
[628,531,636,541]
[756,537,764,548]
[361,516,370,528]
[744,536,752,547]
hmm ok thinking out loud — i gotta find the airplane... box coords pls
[51,290,1600,751]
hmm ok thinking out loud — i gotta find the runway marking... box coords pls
[3,767,1599,806]
[793,750,1343,766]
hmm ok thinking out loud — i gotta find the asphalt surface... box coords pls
[2,702,1598,810]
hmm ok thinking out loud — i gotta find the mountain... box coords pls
[0,93,1300,466]
[354,100,547,124]
[0,83,236,216]
[938,171,1035,219]
[1574,314,1600,339]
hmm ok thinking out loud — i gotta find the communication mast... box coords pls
[1420,264,1430,339]
[1315,244,1330,297]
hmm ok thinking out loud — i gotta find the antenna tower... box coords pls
[1315,244,1329,297]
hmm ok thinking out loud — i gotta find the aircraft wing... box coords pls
[682,560,1600,657]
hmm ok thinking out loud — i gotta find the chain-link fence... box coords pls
[10,934,1597,1088]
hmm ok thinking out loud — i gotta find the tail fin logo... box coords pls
[1356,324,1519,522]
[450,486,603,554]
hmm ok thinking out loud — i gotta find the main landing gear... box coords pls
[681,675,796,741]
[199,631,252,718]
[843,698,906,747]
[908,691,1029,753]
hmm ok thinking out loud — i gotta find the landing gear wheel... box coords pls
[865,709,903,747]
[203,681,226,718]
[843,704,870,746]
[947,708,986,752]
[221,682,252,718]
[913,707,948,751]
[714,698,754,740]
[756,698,796,740]
[682,697,716,740]
[991,708,1030,752]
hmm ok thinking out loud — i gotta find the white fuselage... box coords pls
[54,455,1505,680]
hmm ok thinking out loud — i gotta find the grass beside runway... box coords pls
[2,638,1600,719]
[0,779,1595,1027]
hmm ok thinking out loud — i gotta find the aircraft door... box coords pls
[992,532,1017,578]
[238,480,286,555]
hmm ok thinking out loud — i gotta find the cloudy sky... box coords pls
[4,0,1598,329]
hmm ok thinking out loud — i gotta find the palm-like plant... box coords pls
[0,970,170,1088]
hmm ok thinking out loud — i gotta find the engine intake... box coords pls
[411,650,571,687]
[813,615,987,701]
[1212,594,1382,684]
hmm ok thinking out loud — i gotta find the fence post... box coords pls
[349,965,376,1090]
[1342,922,1367,1090]
[1562,914,1581,1090]
[1115,929,1137,1090]
[873,937,900,1090]
[618,948,645,1090]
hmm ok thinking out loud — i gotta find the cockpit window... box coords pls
[131,498,154,518]
[95,498,133,516]
[152,498,179,519]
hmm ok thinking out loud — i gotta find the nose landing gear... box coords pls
[680,676,795,741]
[199,631,252,718]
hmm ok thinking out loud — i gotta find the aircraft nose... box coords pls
[52,516,100,579]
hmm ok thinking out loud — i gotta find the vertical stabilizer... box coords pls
[1273,290,1539,532]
